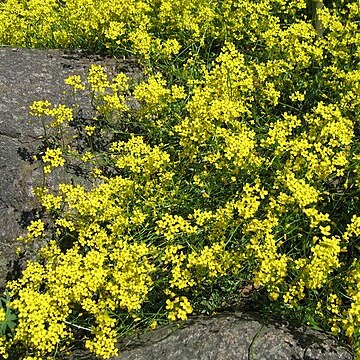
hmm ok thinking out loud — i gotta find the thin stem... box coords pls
[64,320,91,332]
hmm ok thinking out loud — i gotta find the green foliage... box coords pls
[0,290,17,336]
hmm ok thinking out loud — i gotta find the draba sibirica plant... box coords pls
[0,0,360,359]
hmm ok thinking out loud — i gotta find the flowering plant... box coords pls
[0,0,359,359]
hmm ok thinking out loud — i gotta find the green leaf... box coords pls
[0,289,17,335]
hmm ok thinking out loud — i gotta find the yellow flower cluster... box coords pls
[343,215,360,242]
[9,235,156,358]
[0,308,5,322]
[156,214,196,241]
[166,296,193,321]
[34,188,62,212]
[30,101,73,128]
[0,335,12,359]
[187,241,234,280]
[22,219,45,243]
[87,65,111,94]
[64,74,86,92]
[41,148,65,174]
[302,235,341,289]
[1,1,360,358]
[133,73,186,132]
[161,245,195,290]
[341,259,360,352]
[110,135,170,177]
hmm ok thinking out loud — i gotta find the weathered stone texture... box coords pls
[61,312,353,360]
[114,312,353,360]
[0,47,139,289]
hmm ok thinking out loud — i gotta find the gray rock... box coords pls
[0,47,142,289]
[60,311,353,360]
[113,312,353,360]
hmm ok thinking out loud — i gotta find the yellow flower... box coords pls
[24,219,45,242]
[166,296,193,321]
[149,320,158,330]
[29,100,52,117]
[64,75,85,91]
[87,65,110,94]
[0,308,6,322]
[84,125,96,136]
[42,148,65,174]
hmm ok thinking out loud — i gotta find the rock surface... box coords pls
[63,311,353,360]
[0,48,355,360]
[0,47,141,289]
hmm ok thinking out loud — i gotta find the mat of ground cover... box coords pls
[0,47,142,289]
[0,47,354,360]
